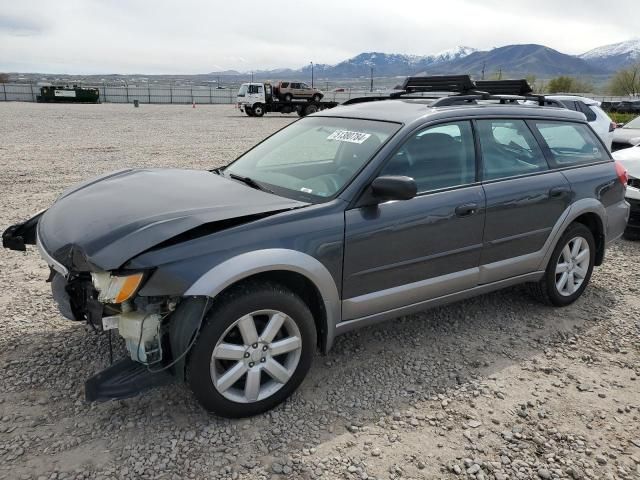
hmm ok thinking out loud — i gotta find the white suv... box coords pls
[543,96,615,151]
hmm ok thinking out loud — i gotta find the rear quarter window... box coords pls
[575,102,597,122]
[532,121,609,167]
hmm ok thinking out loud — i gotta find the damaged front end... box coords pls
[4,216,191,402]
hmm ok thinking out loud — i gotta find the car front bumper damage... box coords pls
[3,216,180,403]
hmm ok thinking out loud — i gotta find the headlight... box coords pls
[91,272,144,304]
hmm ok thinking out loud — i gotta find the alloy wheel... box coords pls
[555,236,590,296]
[210,310,302,403]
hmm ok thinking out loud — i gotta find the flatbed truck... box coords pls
[236,82,338,117]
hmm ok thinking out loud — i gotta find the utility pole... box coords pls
[251,71,254,82]
[481,61,486,80]
[370,66,374,92]
[310,62,314,87]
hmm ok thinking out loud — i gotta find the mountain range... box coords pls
[212,39,640,80]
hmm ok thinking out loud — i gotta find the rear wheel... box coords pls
[303,104,319,116]
[312,93,322,102]
[245,107,254,116]
[187,282,316,418]
[527,223,595,306]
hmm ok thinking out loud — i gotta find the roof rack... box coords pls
[343,75,546,107]
[474,79,533,96]
[397,75,476,95]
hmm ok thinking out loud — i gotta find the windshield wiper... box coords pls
[227,172,274,193]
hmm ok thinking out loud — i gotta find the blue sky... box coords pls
[0,0,637,74]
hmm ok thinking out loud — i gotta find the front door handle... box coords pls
[549,186,571,198]
[455,203,478,217]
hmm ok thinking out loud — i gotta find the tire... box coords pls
[312,93,322,102]
[623,228,640,241]
[252,103,265,117]
[304,104,319,116]
[527,223,595,306]
[245,108,254,117]
[187,282,316,418]
[283,93,293,102]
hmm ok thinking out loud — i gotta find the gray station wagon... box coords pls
[3,76,630,417]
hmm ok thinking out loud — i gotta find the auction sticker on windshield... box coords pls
[327,130,372,144]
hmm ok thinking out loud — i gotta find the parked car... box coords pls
[537,96,616,151]
[613,115,640,151]
[3,96,629,418]
[612,141,640,239]
[274,81,323,102]
[612,100,640,114]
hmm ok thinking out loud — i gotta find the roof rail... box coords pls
[431,93,546,107]
[474,79,533,96]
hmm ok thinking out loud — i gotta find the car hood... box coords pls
[38,168,308,271]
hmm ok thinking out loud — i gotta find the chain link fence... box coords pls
[0,83,636,105]
[0,83,393,105]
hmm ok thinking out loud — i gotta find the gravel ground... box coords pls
[0,103,639,480]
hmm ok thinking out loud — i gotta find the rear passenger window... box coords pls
[381,121,476,193]
[533,121,608,166]
[476,119,548,181]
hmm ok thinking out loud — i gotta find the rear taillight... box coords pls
[615,161,628,188]
[609,121,616,133]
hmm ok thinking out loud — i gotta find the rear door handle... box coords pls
[549,186,571,198]
[455,203,479,217]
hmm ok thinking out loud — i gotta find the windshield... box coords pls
[237,85,248,97]
[224,117,400,201]
[623,116,640,129]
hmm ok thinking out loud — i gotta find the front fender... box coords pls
[184,248,341,352]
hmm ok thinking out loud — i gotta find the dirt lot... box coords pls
[0,103,639,480]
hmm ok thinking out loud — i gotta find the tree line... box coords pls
[520,64,640,96]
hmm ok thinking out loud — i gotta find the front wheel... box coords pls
[187,283,316,417]
[312,93,322,102]
[252,103,265,117]
[527,223,595,306]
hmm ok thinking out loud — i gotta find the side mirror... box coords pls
[371,175,417,202]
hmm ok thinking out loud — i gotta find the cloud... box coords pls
[0,14,48,36]
[0,0,637,74]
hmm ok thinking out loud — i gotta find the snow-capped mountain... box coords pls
[214,47,478,79]
[307,49,478,78]
[429,46,478,64]
[580,38,640,71]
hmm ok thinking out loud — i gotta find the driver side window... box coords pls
[476,119,548,181]
[380,121,476,193]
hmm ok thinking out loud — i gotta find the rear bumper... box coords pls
[605,199,630,246]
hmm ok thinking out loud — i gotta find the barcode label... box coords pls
[327,130,372,144]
